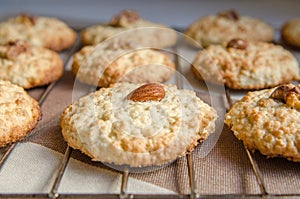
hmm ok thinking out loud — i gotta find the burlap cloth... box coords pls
[24,70,300,195]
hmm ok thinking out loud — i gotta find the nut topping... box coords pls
[110,10,140,27]
[5,41,31,60]
[126,83,165,102]
[17,14,37,26]
[218,9,240,21]
[270,84,300,111]
[226,38,248,50]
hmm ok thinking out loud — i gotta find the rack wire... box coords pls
[225,89,268,197]
[0,30,299,199]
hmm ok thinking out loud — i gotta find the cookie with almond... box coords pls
[191,39,299,89]
[81,10,177,48]
[61,82,217,167]
[0,14,76,51]
[185,10,274,47]
[0,41,63,89]
[225,84,300,162]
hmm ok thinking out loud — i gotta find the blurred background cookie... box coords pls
[0,14,76,51]
[225,84,300,162]
[185,9,274,48]
[191,39,299,90]
[0,40,63,89]
[72,40,175,87]
[61,82,217,167]
[281,19,300,49]
[0,80,41,147]
[81,10,177,48]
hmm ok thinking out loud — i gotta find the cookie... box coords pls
[0,41,63,89]
[72,40,175,87]
[281,19,300,48]
[192,39,300,90]
[81,10,177,48]
[0,80,41,147]
[185,9,274,47]
[61,82,217,167]
[225,84,300,162]
[0,14,76,51]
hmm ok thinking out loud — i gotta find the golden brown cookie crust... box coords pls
[0,80,41,147]
[61,83,217,166]
[185,10,274,47]
[0,41,63,89]
[225,84,300,162]
[191,40,300,90]
[80,10,177,48]
[0,14,76,51]
[72,41,175,87]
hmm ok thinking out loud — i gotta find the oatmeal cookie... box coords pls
[0,41,63,89]
[0,14,76,51]
[61,83,217,167]
[191,39,299,89]
[81,10,177,48]
[185,10,274,47]
[225,84,300,162]
[72,40,175,87]
[0,80,41,147]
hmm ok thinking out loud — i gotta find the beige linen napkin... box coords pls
[0,142,174,194]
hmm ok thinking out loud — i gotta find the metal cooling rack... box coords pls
[0,29,299,199]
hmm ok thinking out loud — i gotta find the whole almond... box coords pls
[18,13,37,26]
[110,10,140,27]
[226,38,248,50]
[218,9,240,21]
[126,83,165,102]
[270,84,300,110]
[5,40,31,60]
